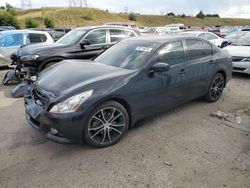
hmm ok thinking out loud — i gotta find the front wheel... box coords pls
[83,101,129,148]
[204,73,225,102]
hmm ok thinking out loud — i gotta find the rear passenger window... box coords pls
[109,29,126,43]
[28,33,47,43]
[158,41,185,66]
[186,39,206,60]
[203,41,213,56]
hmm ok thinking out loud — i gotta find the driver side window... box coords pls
[157,41,185,66]
[85,29,107,44]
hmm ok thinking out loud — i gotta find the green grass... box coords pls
[15,7,250,28]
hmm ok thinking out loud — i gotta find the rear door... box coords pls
[184,39,211,99]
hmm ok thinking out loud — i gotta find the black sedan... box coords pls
[25,36,232,147]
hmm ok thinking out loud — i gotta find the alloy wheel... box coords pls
[210,74,224,101]
[88,107,126,145]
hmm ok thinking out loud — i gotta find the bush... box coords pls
[128,13,137,21]
[0,11,19,28]
[206,14,220,18]
[44,17,55,28]
[25,17,39,28]
[82,10,96,21]
[196,11,205,19]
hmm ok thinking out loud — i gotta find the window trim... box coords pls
[184,39,208,61]
[154,40,187,67]
[82,28,108,46]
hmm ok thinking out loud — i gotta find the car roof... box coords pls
[125,35,204,44]
[0,29,49,35]
[75,25,138,31]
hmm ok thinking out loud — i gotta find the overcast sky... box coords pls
[1,0,250,18]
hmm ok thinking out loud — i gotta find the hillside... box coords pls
[15,7,250,28]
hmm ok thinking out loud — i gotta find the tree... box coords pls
[25,17,39,28]
[128,13,137,21]
[44,17,55,28]
[181,14,186,18]
[166,12,175,16]
[6,3,17,16]
[196,11,205,19]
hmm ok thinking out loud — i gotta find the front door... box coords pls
[132,41,189,116]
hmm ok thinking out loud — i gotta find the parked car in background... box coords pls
[0,30,54,64]
[221,31,249,48]
[165,23,185,30]
[224,34,250,75]
[140,27,170,35]
[24,36,232,147]
[29,28,65,41]
[8,26,140,82]
[104,22,139,30]
[54,28,72,34]
[0,26,16,32]
[208,29,223,38]
[180,31,223,47]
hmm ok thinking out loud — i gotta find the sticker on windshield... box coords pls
[135,47,152,52]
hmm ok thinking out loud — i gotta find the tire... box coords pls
[204,72,225,103]
[83,101,129,148]
[41,62,58,71]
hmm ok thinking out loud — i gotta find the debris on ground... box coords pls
[211,106,250,133]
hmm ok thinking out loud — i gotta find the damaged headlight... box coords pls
[20,55,39,62]
[50,90,93,113]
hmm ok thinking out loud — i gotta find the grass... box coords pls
[14,7,250,28]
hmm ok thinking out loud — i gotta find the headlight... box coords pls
[20,55,39,62]
[50,90,93,113]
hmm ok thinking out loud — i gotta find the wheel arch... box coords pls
[38,57,65,72]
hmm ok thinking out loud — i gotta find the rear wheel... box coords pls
[205,73,225,102]
[83,101,129,148]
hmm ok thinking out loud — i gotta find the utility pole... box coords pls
[21,0,32,9]
[69,0,88,7]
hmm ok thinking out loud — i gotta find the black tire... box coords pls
[204,72,225,103]
[41,62,58,71]
[83,101,129,148]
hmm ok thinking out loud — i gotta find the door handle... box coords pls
[179,69,186,75]
[209,59,216,64]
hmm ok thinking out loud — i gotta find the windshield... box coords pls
[0,33,24,48]
[178,32,197,37]
[95,40,159,70]
[231,35,250,46]
[56,28,87,45]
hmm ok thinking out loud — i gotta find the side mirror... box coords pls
[150,62,170,73]
[80,39,91,49]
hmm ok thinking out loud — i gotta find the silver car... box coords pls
[224,34,250,75]
[0,30,54,64]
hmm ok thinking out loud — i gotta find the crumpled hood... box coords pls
[224,46,250,57]
[36,60,135,98]
[17,42,69,57]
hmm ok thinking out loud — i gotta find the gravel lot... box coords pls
[0,71,249,188]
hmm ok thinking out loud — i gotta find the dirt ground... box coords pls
[0,71,249,188]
